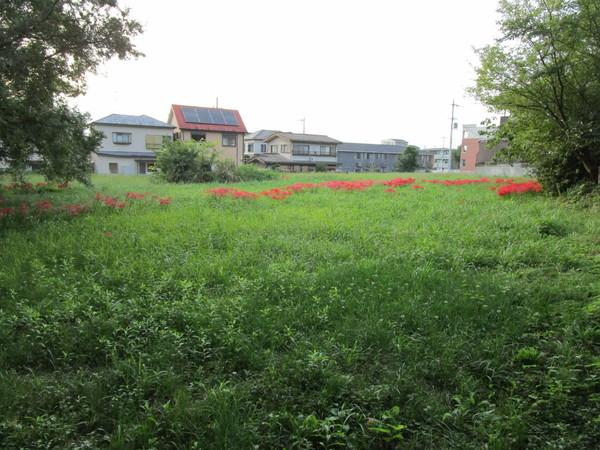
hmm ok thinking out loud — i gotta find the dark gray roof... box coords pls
[248,153,290,164]
[92,114,174,129]
[246,129,280,140]
[337,142,405,154]
[265,132,341,144]
[96,150,157,158]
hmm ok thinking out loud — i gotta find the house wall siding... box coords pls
[94,124,172,154]
[337,151,399,172]
[92,154,148,175]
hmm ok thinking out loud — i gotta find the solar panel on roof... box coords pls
[182,107,199,123]
[195,108,211,124]
[181,107,237,125]
[222,110,238,125]
[206,109,221,124]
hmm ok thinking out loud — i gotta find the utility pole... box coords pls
[299,117,306,134]
[449,100,461,170]
[216,97,219,108]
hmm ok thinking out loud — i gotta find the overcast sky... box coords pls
[73,0,501,148]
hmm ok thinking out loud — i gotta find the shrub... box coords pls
[155,140,217,183]
[315,163,328,172]
[237,165,279,182]
[214,160,240,183]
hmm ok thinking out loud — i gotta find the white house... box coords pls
[248,132,341,171]
[90,114,175,175]
[244,129,280,156]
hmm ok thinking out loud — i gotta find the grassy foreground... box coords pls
[0,173,599,449]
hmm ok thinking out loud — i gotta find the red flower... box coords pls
[158,197,172,205]
[412,184,424,189]
[104,231,113,237]
[115,201,126,209]
[34,200,53,211]
[62,204,87,216]
[126,192,146,200]
[497,181,542,196]
[0,207,14,218]
[384,188,396,193]
[57,182,69,189]
[95,192,104,201]
[383,178,415,187]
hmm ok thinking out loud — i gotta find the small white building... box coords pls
[90,114,175,175]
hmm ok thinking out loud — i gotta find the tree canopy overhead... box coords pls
[472,0,600,192]
[0,0,143,182]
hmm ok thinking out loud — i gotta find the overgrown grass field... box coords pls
[1,173,599,449]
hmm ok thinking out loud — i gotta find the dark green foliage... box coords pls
[155,140,217,183]
[237,164,279,182]
[0,172,599,448]
[156,140,280,183]
[395,145,419,172]
[0,0,142,183]
[472,0,600,191]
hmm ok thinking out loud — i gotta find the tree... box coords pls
[472,0,600,192]
[0,0,142,183]
[395,145,419,172]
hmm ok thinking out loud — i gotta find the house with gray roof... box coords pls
[244,130,280,157]
[248,132,341,171]
[91,114,174,175]
[337,140,407,172]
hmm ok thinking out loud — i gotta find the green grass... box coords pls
[1,173,599,449]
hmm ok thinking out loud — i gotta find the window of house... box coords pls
[260,143,267,152]
[320,145,331,155]
[293,144,310,155]
[462,145,468,152]
[222,133,237,147]
[191,132,206,141]
[280,144,288,153]
[109,162,119,174]
[112,132,131,145]
[270,144,279,153]
[173,132,181,141]
[145,135,168,150]
[247,143,254,153]
[355,153,361,160]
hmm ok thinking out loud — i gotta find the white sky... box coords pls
[73,0,501,149]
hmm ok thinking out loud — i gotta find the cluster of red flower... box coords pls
[207,180,376,201]
[207,176,543,201]
[96,192,172,208]
[0,199,87,218]
[497,181,542,196]
[1,181,69,192]
[383,178,416,187]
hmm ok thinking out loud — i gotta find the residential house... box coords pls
[90,114,175,175]
[432,147,452,171]
[168,105,247,165]
[244,130,280,157]
[337,141,407,172]
[460,124,492,171]
[249,132,341,171]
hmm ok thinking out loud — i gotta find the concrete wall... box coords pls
[337,151,399,172]
[92,154,149,175]
[475,164,532,177]
[94,124,172,154]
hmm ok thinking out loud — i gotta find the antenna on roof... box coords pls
[216,97,219,108]
[299,117,306,134]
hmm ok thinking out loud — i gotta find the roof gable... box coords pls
[171,105,247,133]
[264,132,341,144]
